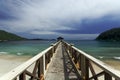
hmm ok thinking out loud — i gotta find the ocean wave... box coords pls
[114,57,120,60]
[0,52,8,54]
[98,56,104,59]
[17,53,24,56]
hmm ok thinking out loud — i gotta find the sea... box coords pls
[0,40,120,61]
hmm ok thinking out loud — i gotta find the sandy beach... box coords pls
[0,54,120,79]
[0,54,32,77]
[103,60,120,71]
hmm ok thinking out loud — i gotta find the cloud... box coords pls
[57,34,99,40]
[31,31,55,35]
[0,0,120,39]
[30,30,99,40]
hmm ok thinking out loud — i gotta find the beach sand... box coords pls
[0,54,32,77]
[103,60,120,71]
[0,54,120,79]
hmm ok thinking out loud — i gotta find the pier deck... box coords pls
[45,43,81,80]
[0,41,120,80]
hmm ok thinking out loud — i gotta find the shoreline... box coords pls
[0,54,32,77]
[0,54,120,77]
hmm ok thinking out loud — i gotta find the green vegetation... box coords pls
[96,28,120,41]
[0,30,26,41]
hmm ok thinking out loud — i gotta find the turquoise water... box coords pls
[0,40,55,56]
[0,40,120,60]
[67,40,120,60]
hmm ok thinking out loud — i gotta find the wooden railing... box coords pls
[0,41,60,80]
[1,41,120,80]
[63,41,120,80]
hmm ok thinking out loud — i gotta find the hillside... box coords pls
[96,28,120,41]
[0,30,26,41]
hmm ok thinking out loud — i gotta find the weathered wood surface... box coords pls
[45,43,65,80]
[45,43,81,80]
[1,41,120,80]
[0,41,60,80]
[63,41,120,80]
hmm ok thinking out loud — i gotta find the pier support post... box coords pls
[104,72,112,80]
[39,57,44,80]
[38,59,41,79]
[51,44,55,54]
[81,55,89,80]
[19,72,26,80]
[43,55,45,76]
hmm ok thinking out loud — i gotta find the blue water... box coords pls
[0,40,120,60]
[67,40,120,60]
[0,40,55,56]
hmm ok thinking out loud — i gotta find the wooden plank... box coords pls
[0,47,52,80]
[45,43,65,80]
[30,60,40,80]
[13,78,17,80]
[25,70,40,80]
[85,59,89,80]
[104,72,112,80]
[0,41,60,80]
[43,55,45,76]
[45,53,48,70]
[63,41,120,80]
[89,62,98,80]
[71,45,120,79]
[1,41,120,80]
[65,46,82,79]
[38,59,41,79]
[19,72,26,80]
[39,57,44,80]
[89,71,104,79]
[81,55,89,80]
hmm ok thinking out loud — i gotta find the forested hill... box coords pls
[96,28,120,41]
[0,30,26,41]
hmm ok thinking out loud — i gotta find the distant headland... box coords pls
[0,30,26,41]
[0,30,56,41]
[96,28,120,41]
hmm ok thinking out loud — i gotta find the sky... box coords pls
[0,0,120,40]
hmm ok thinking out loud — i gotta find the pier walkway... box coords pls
[45,43,81,80]
[0,41,120,80]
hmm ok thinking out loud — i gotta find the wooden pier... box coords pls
[0,41,120,80]
[45,42,81,80]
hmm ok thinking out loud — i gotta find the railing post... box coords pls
[38,59,41,79]
[19,72,26,80]
[69,44,74,55]
[85,59,89,80]
[81,55,89,80]
[115,78,119,80]
[39,57,44,80]
[104,72,112,80]
[78,54,81,70]
[14,78,17,80]
[43,54,45,76]
[51,44,54,59]
[45,53,48,70]
[51,43,55,54]
[74,51,78,64]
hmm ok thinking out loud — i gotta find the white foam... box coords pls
[99,56,104,59]
[114,57,120,60]
[17,53,23,56]
[0,52,8,55]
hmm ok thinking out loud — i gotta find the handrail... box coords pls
[1,40,120,80]
[72,46,120,79]
[0,41,60,80]
[63,41,120,80]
